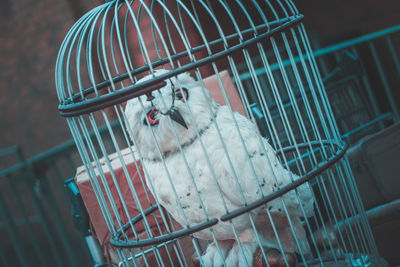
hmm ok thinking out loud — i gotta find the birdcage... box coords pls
[55,1,387,266]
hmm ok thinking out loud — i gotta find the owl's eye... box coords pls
[175,88,188,101]
[144,109,159,126]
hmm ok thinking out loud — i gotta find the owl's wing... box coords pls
[212,106,314,218]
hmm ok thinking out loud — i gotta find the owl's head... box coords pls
[125,69,218,160]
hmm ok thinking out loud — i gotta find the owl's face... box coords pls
[125,70,218,160]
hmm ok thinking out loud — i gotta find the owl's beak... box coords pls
[168,108,188,129]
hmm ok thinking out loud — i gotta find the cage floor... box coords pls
[300,254,388,267]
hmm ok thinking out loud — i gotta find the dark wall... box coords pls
[0,0,100,159]
[297,1,400,45]
[1,0,399,159]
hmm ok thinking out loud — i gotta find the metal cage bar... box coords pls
[54,1,387,266]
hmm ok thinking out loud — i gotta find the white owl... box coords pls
[125,69,314,267]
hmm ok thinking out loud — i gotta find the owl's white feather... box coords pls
[125,70,314,266]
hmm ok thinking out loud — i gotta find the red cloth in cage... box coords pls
[75,70,245,265]
[75,148,185,266]
[75,149,159,245]
[203,70,246,116]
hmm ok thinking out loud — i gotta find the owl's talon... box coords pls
[253,247,297,267]
[224,242,257,267]
[192,253,200,267]
[199,241,232,267]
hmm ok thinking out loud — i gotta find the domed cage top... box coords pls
[55,0,385,266]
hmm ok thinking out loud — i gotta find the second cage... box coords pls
[56,0,386,266]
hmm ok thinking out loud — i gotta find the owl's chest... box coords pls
[143,142,212,199]
[142,139,234,224]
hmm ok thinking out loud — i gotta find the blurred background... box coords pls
[1,0,399,158]
[0,0,399,266]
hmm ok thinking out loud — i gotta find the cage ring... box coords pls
[221,139,348,222]
[109,203,218,248]
[58,15,303,117]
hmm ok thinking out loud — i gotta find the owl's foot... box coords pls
[194,240,233,267]
[193,243,296,267]
[224,241,258,267]
[253,247,297,267]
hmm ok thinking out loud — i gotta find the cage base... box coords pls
[300,254,388,267]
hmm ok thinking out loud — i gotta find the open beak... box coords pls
[168,108,188,129]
